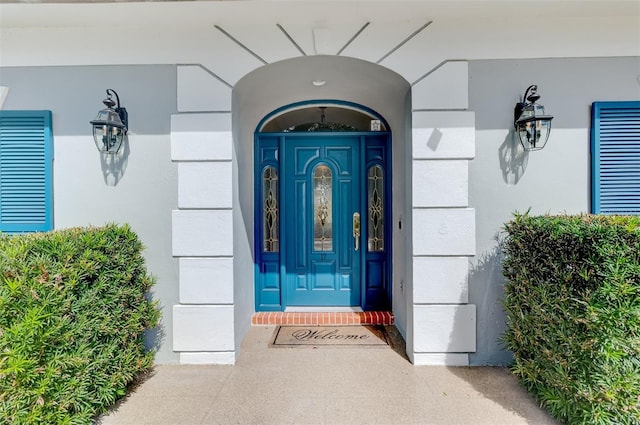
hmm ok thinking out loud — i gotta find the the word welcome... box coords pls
[291,328,370,341]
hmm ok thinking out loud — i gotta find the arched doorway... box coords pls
[232,55,411,348]
[254,101,392,311]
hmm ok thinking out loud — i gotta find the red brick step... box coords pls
[251,311,394,326]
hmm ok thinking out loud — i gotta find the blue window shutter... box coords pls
[0,110,53,233]
[591,101,640,215]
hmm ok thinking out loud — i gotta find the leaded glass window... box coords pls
[313,164,333,251]
[367,165,384,251]
[263,166,279,252]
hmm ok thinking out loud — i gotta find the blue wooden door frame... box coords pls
[255,131,392,311]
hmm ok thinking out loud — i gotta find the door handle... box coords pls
[353,212,361,251]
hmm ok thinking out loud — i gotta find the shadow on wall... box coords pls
[427,127,443,151]
[144,293,166,357]
[145,316,166,357]
[100,137,130,186]
[499,130,529,185]
[469,237,513,366]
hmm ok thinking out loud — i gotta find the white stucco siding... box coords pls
[412,112,476,160]
[170,109,236,363]
[0,24,263,86]
[413,305,476,352]
[410,57,477,365]
[412,209,476,256]
[171,113,233,161]
[177,66,232,112]
[1,2,638,81]
[172,210,234,257]
[412,353,471,366]
[178,162,233,209]
[412,161,469,208]
[179,352,236,365]
[412,61,469,110]
[413,257,469,304]
[179,258,234,305]
[173,305,235,352]
[382,15,640,83]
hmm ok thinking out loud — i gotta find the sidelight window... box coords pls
[262,166,279,252]
[367,165,384,251]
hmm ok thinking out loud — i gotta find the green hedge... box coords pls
[502,214,640,425]
[0,225,160,424]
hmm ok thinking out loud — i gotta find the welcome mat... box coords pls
[272,325,390,347]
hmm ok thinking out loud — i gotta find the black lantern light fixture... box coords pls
[514,85,553,151]
[90,89,128,154]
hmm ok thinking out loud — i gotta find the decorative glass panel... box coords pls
[313,165,333,251]
[367,165,384,252]
[263,166,279,252]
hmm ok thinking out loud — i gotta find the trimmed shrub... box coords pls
[502,213,640,425]
[0,224,160,424]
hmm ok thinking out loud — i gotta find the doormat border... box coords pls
[271,325,391,348]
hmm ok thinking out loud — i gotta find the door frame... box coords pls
[254,101,392,312]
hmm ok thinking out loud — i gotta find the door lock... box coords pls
[353,212,361,251]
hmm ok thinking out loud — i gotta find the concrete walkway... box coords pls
[97,326,559,425]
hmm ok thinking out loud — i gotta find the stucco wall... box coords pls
[0,65,179,363]
[4,57,637,365]
[468,56,640,365]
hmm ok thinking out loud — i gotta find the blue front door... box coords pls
[255,132,391,311]
[283,135,361,306]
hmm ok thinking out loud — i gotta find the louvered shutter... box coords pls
[591,101,640,215]
[0,111,53,233]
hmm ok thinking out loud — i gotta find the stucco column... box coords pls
[171,65,236,364]
[409,61,477,365]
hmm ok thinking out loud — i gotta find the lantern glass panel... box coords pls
[516,104,553,151]
[91,109,125,153]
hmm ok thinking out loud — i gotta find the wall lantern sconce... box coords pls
[90,89,128,154]
[514,85,554,151]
